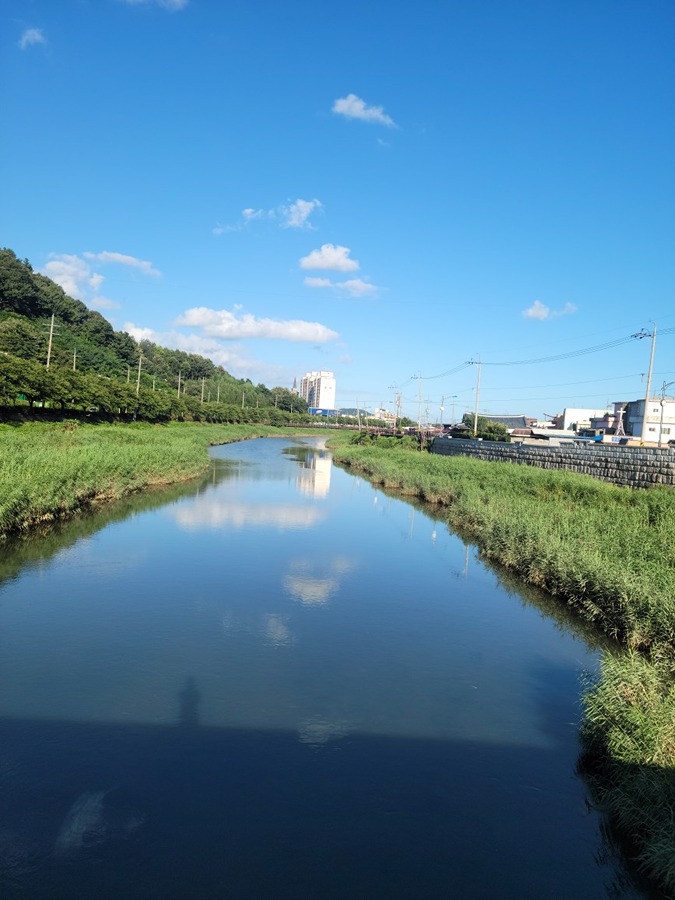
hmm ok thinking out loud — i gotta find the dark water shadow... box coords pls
[0,712,661,900]
[177,677,201,728]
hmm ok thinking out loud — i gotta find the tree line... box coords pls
[0,248,314,422]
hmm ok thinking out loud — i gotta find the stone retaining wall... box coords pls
[430,438,675,488]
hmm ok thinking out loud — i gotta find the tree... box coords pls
[462,413,511,442]
[0,315,44,360]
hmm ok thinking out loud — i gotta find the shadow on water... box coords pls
[0,711,663,900]
[1,441,663,898]
[177,677,201,728]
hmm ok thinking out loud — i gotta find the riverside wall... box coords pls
[430,438,675,488]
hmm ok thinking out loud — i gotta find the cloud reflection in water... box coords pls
[173,500,325,531]
[284,556,356,605]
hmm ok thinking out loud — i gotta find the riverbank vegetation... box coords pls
[329,433,675,895]
[0,420,309,536]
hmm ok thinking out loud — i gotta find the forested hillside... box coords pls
[0,248,308,422]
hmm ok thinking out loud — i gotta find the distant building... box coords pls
[554,407,613,432]
[621,397,675,444]
[373,407,396,425]
[300,371,336,411]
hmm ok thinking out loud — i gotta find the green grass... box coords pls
[580,651,675,894]
[0,420,304,535]
[330,441,675,652]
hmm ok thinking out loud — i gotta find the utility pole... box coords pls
[177,369,182,398]
[135,354,143,395]
[241,391,245,409]
[201,378,205,403]
[72,347,77,372]
[46,313,56,368]
[388,384,400,430]
[472,359,482,438]
[639,325,657,443]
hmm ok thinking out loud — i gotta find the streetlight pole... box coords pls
[658,381,675,448]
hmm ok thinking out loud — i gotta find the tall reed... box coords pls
[331,443,675,652]
[0,421,284,535]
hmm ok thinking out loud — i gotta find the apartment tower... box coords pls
[299,371,336,410]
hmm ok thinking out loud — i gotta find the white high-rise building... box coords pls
[300,371,336,411]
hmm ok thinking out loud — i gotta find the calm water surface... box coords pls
[0,437,652,898]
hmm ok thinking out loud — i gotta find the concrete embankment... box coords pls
[430,437,675,488]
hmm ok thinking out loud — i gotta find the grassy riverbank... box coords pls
[330,439,675,651]
[329,436,675,895]
[0,419,308,536]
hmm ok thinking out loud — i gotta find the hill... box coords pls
[0,248,306,420]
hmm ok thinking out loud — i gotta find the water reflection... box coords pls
[284,556,356,605]
[221,610,295,647]
[0,436,652,899]
[173,499,325,531]
[297,715,351,748]
[296,450,332,498]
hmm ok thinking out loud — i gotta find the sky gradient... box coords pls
[3,0,674,421]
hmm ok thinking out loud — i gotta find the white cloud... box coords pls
[304,276,378,298]
[123,322,305,385]
[175,306,339,343]
[41,254,102,299]
[84,251,161,277]
[40,250,160,305]
[335,279,378,297]
[19,28,46,50]
[281,198,323,229]
[119,0,189,10]
[90,296,121,311]
[332,93,396,127]
[216,198,321,235]
[243,208,267,222]
[300,244,359,272]
[523,300,577,321]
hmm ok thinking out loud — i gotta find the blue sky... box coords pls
[3,0,674,421]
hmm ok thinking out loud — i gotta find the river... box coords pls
[0,436,653,898]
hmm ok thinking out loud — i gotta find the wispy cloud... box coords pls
[175,306,339,343]
[123,322,323,384]
[215,197,322,235]
[40,251,160,303]
[332,93,396,127]
[118,0,189,10]
[281,198,323,229]
[523,300,577,321]
[41,254,101,299]
[90,296,121,311]
[19,28,46,50]
[304,276,378,298]
[300,244,359,272]
[84,251,161,277]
